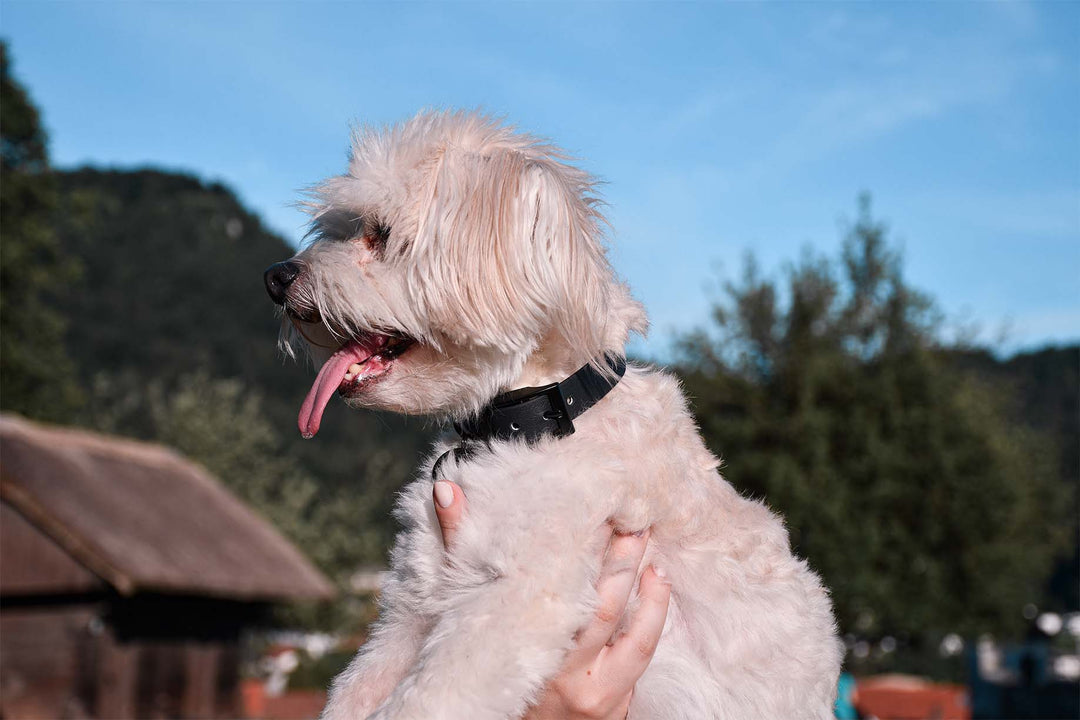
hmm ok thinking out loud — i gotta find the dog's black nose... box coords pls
[264,261,300,305]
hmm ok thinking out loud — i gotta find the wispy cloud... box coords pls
[658,5,1062,190]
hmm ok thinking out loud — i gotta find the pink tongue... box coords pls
[298,340,372,439]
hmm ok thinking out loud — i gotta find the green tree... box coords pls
[0,42,82,419]
[676,196,1071,674]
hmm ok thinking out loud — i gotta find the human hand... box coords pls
[433,480,671,720]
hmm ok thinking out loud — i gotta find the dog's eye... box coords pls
[362,220,391,255]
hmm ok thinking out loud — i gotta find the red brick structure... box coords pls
[856,674,971,720]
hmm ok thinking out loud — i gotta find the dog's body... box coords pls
[266,111,841,719]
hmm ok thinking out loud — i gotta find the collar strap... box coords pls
[454,355,626,444]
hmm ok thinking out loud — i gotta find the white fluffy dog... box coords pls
[264,111,841,719]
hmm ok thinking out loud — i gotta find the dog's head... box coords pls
[265,111,647,437]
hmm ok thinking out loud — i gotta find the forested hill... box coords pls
[54,169,294,393]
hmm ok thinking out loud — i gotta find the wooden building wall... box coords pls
[0,607,241,720]
[0,606,100,719]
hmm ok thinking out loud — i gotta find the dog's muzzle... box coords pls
[264,260,300,305]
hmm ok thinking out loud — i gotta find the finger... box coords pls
[603,565,671,685]
[573,530,651,657]
[433,480,466,549]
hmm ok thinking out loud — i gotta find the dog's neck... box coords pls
[516,352,579,388]
[514,336,605,389]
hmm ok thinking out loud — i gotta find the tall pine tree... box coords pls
[0,42,82,420]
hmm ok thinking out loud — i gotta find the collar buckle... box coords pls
[529,382,576,438]
[486,381,575,439]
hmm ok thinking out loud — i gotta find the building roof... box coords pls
[0,414,335,602]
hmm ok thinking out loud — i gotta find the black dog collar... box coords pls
[431,356,626,481]
[455,355,626,444]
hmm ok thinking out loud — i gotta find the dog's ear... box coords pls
[408,146,641,358]
[524,156,633,360]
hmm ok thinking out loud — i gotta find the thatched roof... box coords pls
[0,414,335,602]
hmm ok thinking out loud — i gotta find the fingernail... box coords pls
[654,565,669,581]
[434,481,454,509]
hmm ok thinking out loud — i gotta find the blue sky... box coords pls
[4,1,1077,358]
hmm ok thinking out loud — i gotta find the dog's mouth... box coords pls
[298,330,415,439]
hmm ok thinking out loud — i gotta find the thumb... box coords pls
[433,480,466,549]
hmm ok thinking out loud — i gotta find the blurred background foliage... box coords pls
[1,42,1076,677]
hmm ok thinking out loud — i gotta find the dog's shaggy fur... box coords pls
[270,111,842,719]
